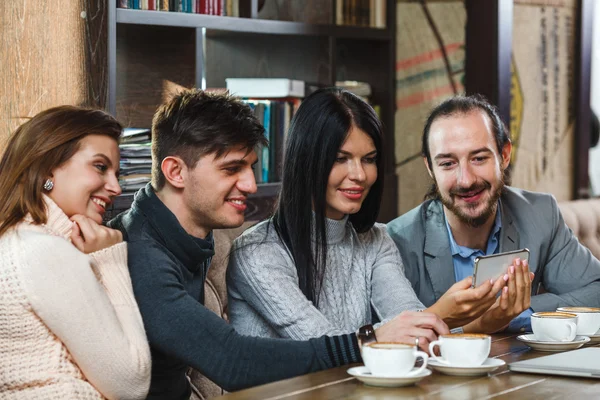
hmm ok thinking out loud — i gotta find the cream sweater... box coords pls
[0,197,151,399]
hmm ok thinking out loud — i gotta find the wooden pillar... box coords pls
[574,0,594,198]
[464,0,512,125]
[0,1,108,150]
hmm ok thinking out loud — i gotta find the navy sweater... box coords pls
[108,184,361,400]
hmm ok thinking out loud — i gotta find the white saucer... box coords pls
[588,332,600,344]
[516,334,590,352]
[347,366,431,387]
[427,358,505,376]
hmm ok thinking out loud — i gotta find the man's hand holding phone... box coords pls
[463,258,534,333]
[426,275,507,329]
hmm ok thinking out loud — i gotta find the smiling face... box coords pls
[47,134,121,224]
[426,110,511,227]
[183,146,258,234]
[325,125,378,220]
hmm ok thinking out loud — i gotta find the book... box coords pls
[226,78,305,98]
[119,128,152,195]
[335,80,372,97]
[240,98,299,183]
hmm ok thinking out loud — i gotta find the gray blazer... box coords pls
[386,186,600,311]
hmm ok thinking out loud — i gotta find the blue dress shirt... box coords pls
[443,205,532,333]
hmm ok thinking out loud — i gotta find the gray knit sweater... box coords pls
[227,216,425,340]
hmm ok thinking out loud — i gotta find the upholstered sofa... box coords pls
[558,198,600,260]
[188,221,255,400]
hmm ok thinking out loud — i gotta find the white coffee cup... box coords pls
[557,307,600,336]
[361,342,429,377]
[428,334,491,367]
[531,311,578,342]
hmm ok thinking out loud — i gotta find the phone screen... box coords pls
[472,249,530,287]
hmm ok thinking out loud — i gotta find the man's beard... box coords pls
[436,177,504,228]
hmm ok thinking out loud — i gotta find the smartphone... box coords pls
[472,248,530,288]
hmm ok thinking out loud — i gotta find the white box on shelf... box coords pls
[226,78,305,98]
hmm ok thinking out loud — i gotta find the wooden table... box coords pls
[219,334,600,399]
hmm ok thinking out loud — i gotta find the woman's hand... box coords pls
[70,214,123,254]
[375,311,449,352]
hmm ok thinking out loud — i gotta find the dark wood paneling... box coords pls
[336,35,397,221]
[116,24,196,127]
[245,196,277,221]
[574,0,594,198]
[205,33,331,87]
[465,0,513,125]
[0,0,108,149]
[257,0,333,24]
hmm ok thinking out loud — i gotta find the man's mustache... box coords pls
[449,180,491,196]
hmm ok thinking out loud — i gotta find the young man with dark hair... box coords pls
[387,95,600,334]
[109,89,449,400]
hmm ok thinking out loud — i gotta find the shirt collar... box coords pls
[444,202,502,257]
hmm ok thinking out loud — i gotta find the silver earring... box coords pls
[43,179,54,191]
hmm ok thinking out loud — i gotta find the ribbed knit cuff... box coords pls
[89,242,136,307]
[322,333,362,367]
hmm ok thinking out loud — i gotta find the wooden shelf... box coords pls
[250,182,281,198]
[103,182,280,223]
[108,182,280,212]
[116,9,391,40]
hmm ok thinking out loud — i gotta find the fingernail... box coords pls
[510,266,515,274]
[523,260,528,267]
[504,287,508,293]
[515,258,521,265]
[490,278,494,285]
[504,274,509,281]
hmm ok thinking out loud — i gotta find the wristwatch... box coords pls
[357,324,377,347]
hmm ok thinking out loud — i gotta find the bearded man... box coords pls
[387,95,600,333]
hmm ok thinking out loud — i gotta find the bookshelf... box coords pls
[106,0,398,222]
[115,9,391,39]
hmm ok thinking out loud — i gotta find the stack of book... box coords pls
[226,78,305,184]
[335,0,387,28]
[117,0,243,16]
[119,128,152,195]
[244,99,300,184]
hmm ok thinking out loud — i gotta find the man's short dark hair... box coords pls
[421,95,511,199]
[151,89,267,190]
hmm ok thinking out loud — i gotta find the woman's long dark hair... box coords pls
[272,87,384,306]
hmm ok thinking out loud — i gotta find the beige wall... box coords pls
[510,0,577,200]
[395,1,466,215]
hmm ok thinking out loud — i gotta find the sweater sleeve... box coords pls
[227,237,346,339]
[368,224,426,322]
[128,240,361,392]
[19,233,151,400]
